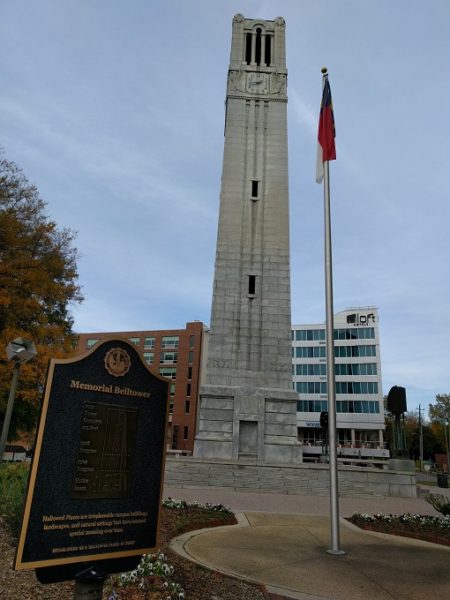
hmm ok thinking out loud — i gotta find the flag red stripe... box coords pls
[318,106,336,162]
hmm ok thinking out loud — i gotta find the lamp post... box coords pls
[0,338,37,460]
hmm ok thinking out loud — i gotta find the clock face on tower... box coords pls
[246,73,269,94]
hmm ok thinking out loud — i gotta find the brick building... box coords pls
[74,321,205,453]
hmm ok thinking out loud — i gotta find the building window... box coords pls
[334,363,377,376]
[295,382,327,394]
[335,382,379,395]
[159,367,177,380]
[169,400,174,414]
[160,351,178,364]
[170,383,175,396]
[294,345,377,359]
[294,346,326,358]
[334,327,375,341]
[189,334,195,348]
[172,425,179,449]
[188,350,194,364]
[297,400,328,413]
[186,383,191,397]
[86,339,99,349]
[185,400,190,414]
[187,366,192,379]
[334,345,376,358]
[255,28,262,65]
[184,425,189,440]
[251,180,259,198]
[314,382,326,394]
[295,329,326,342]
[298,427,324,445]
[295,364,327,376]
[143,352,154,365]
[293,328,375,342]
[128,337,140,346]
[248,275,256,295]
[245,32,252,64]
[336,400,380,414]
[144,337,155,349]
[265,34,272,66]
[162,336,179,348]
[296,381,378,395]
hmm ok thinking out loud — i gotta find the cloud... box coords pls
[2,1,450,411]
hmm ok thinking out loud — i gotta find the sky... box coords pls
[1,0,449,415]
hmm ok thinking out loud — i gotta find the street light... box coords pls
[0,338,37,460]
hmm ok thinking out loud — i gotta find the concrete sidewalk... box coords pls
[164,484,449,517]
[166,486,450,600]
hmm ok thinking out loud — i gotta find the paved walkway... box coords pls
[165,486,450,600]
[164,484,450,517]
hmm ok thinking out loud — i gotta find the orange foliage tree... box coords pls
[429,394,450,469]
[0,154,82,440]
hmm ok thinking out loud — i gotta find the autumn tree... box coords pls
[385,410,444,461]
[429,394,450,468]
[0,153,82,439]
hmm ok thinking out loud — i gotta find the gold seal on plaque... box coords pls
[104,347,131,377]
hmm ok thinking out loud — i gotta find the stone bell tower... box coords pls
[194,14,301,463]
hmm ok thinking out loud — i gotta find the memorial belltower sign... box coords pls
[194,15,301,463]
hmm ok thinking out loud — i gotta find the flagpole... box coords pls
[324,160,344,556]
[321,68,345,556]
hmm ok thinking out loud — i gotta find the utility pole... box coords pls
[0,363,21,460]
[1,339,37,460]
[419,405,424,472]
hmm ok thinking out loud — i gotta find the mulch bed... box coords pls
[347,517,450,547]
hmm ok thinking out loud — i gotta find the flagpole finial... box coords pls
[321,67,328,75]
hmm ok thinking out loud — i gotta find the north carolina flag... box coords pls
[316,78,336,183]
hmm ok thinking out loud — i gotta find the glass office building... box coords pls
[292,308,388,462]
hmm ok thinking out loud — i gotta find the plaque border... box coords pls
[14,337,170,570]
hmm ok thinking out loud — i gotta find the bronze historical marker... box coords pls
[15,339,169,582]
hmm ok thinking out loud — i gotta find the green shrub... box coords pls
[0,462,29,536]
[425,493,450,516]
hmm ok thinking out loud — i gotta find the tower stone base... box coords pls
[194,384,302,464]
